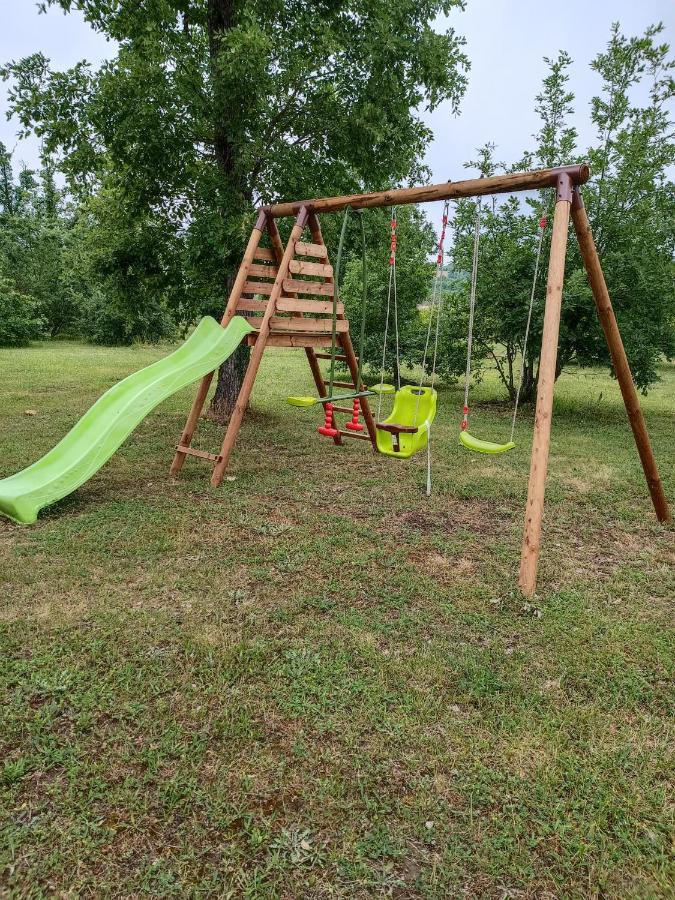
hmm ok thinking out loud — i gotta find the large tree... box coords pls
[445,26,674,400]
[3,0,468,419]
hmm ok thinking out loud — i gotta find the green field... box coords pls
[1,341,673,898]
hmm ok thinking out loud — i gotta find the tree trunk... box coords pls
[205,0,251,425]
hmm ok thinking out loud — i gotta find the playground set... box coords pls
[0,164,670,595]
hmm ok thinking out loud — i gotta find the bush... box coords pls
[0,277,44,347]
[78,290,177,345]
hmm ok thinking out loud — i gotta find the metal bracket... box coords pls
[556,172,574,203]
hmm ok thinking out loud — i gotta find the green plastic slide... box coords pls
[0,316,253,525]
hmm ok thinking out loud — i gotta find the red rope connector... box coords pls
[318,402,338,438]
[539,216,547,229]
[345,398,364,432]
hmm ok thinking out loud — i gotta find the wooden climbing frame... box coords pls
[170,163,671,597]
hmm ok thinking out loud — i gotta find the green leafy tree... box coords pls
[3,0,469,419]
[443,29,674,402]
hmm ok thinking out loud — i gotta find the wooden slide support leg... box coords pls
[518,176,573,596]
[169,210,267,478]
[210,206,310,486]
[571,189,671,523]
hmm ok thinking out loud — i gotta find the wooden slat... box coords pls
[289,260,333,278]
[248,333,336,348]
[314,351,350,361]
[242,280,275,295]
[248,263,278,278]
[269,317,349,333]
[332,405,353,414]
[236,298,268,313]
[283,278,334,296]
[323,380,355,389]
[276,297,344,315]
[295,241,327,258]
[338,429,371,442]
[176,445,222,462]
[253,247,276,261]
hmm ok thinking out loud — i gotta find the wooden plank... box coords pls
[236,298,268,313]
[314,351,349,361]
[269,317,348,333]
[176,445,222,462]
[276,297,344,315]
[323,380,355,389]
[248,333,335,349]
[242,280,275,295]
[283,278,334,296]
[265,165,591,218]
[253,247,276,261]
[332,405,353,414]
[289,259,333,278]
[295,241,327,258]
[337,429,372,442]
[248,263,278,278]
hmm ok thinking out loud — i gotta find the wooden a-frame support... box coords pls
[170,164,671,596]
[169,205,378,487]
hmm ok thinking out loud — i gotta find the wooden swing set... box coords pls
[170,163,671,596]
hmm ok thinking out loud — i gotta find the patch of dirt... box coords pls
[397,499,515,539]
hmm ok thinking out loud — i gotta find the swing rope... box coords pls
[377,208,401,420]
[416,200,450,424]
[461,203,547,449]
[462,198,481,429]
[509,216,547,443]
[417,200,450,493]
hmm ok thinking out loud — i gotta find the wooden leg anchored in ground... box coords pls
[571,189,671,523]
[518,175,573,596]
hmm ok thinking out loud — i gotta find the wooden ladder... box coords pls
[170,207,378,486]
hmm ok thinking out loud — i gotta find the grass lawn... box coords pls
[1,340,673,898]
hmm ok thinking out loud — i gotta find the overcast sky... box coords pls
[1,0,672,222]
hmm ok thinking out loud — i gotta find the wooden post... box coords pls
[210,206,310,486]
[571,189,671,522]
[170,211,267,477]
[518,174,573,596]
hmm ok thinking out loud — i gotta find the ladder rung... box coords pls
[332,405,353,414]
[324,380,355,389]
[295,241,327,258]
[248,263,278,278]
[314,352,350,361]
[253,248,276,261]
[337,430,371,442]
[176,445,222,462]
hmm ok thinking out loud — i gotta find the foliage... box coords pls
[0,275,43,347]
[2,0,469,323]
[444,28,674,400]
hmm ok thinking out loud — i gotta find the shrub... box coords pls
[78,290,177,345]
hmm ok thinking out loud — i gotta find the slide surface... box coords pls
[0,316,253,524]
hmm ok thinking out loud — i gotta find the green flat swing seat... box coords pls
[459,431,515,454]
[376,385,437,459]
